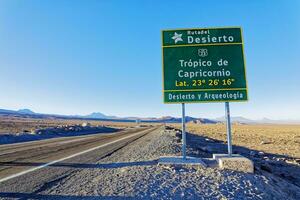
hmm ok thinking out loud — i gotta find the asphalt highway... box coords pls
[0,126,158,199]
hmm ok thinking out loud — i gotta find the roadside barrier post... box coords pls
[225,102,232,156]
[182,103,186,159]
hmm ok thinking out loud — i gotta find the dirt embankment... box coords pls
[170,123,300,189]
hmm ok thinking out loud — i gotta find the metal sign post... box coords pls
[225,102,232,156]
[182,103,186,159]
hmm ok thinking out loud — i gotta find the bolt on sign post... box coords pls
[162,27,248,158]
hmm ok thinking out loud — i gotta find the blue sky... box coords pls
[0,0,299,120]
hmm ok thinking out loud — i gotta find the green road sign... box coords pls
[162,27,248,103]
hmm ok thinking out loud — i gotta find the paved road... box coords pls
[0,126,158,199]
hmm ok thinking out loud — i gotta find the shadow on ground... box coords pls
[0,127,120,145]
[0,192,134,199]
[179,130,300,188]
[0,160,157,169]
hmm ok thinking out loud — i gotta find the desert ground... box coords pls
[0,117,300,199]
[171,123,300,188]
[174,123,300,158]
[0,116,139,134]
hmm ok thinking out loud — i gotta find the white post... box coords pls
[225,102,232,156]
[182,103,186,159]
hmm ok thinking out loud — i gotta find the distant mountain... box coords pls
[0,108,299,124]
[216,116,255,124]
[83,112,109,119]
[0,108,36,115]
[215,116,300,124]
[257,118,300,124]
[17,109,35,114]
[151,116,218,124]
[0,109,16,114]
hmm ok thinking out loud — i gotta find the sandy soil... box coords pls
[0,116,139,134]
[171,123,300,189]
[178,123,300,158]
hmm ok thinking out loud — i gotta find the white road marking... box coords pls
[0,128,153,183]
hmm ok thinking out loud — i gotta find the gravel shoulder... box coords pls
[173,124,300,189]
[24,126,300,199]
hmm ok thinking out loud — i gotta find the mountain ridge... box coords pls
[0,108,299,124]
